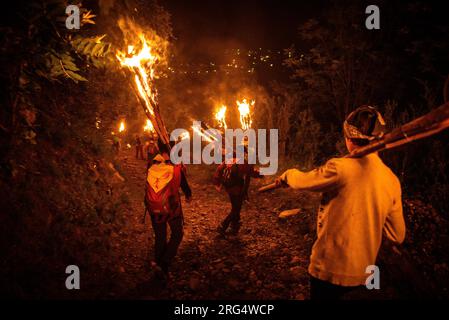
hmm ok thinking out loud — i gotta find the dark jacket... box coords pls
[213,160,260,196]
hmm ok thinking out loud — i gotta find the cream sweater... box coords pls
[280,153,405,286]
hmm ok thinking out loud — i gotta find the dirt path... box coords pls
[95,148,441,300]
[104,149,319,299]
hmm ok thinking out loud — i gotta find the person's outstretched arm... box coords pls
[278,159,341,192]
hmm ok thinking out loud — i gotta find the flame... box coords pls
[180,131,190,140]
[144,119,154,132]
[119,121,125,132]
[192,125,217,142]
[117,34,158,116]
[236,99,255,130]
[215,105,227,129]
[116,18,168,121]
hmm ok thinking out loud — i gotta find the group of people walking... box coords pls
[142,106,406,300]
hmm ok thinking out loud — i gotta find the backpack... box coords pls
[221,162,244,188]
[145,165,182,222]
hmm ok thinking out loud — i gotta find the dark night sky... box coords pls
[163,0,326,62]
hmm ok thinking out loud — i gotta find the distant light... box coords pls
[119,121,125,133]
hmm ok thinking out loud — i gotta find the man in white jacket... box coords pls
[276,106,406,299]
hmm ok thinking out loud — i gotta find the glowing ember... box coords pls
[236,99,255,130]
[144,119,154,133]
[119,121,125,133]
[215,105,228,129]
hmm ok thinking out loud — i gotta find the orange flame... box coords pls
[144,119,154,133]
[117,33,158,116]
[236,99,255,130]
[119,121,125,133]
[180,131,190,140]
[116,18,168,124]
[192,125,217,142]
[215,105,227,130]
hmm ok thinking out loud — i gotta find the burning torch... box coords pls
[116,19,170,150]
[237,99,255,130]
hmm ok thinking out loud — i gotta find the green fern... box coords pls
[38,33,114,83]
[70,35,113,68]
[42,51,87,83]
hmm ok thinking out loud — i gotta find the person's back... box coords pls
[214,154,261,235]
[308,153,404,286]
[216,161,252,195]
[277,105,406,298]
[135,135,144,159]
[145,151,192,275]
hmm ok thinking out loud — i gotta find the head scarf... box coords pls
[343,105,386,141]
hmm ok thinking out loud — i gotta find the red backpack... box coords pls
[145,165,182,222]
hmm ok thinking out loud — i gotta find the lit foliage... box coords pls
[29,1,114,83]
[70,34,114,68]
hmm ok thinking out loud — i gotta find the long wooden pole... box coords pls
[126,69,171,149]
[258,102,449,193]
[347,102,449,158]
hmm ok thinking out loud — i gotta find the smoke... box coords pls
[154,30,273,134]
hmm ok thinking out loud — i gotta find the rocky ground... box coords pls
[96,149,449,300]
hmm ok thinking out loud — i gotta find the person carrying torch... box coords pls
[214,141,262,236]
[144,144,192,278]
[275,106,406,300]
